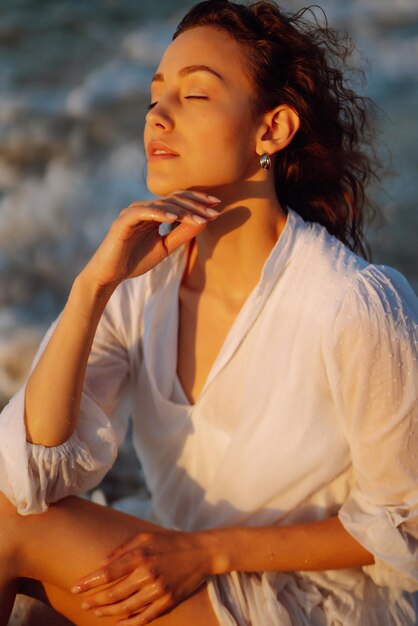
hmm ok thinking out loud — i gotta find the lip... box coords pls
[147,141,180,160]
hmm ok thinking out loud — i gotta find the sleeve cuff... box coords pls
[339,489,418,592]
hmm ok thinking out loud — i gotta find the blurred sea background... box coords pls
[0,0,417,506]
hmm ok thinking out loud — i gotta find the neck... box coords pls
[184,181,287,299]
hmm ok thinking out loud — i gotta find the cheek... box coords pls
[197,112,254,172]
[145,107,255,194]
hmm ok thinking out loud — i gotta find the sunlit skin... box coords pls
[144,26,299,400]
[0,25,373,626]
[145,27,263,194]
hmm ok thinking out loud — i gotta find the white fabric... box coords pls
[1,209,418,625]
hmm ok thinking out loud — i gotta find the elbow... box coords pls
[25,416,75,448]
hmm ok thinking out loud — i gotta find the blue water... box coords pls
[0,0,417,401]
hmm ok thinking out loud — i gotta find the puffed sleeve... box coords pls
[323,264,418,590]
[0,282,136,515]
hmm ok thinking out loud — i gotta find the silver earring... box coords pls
[260,153,271,171]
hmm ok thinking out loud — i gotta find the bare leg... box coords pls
[0,493,220,626]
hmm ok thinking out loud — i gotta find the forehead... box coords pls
[155,26,251,88]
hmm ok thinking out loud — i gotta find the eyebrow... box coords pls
[151,64,224,83]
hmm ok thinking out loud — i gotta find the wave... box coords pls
[0,0,417,405]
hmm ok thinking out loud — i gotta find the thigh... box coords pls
[15,496,156,588]
[43,581,218,626]
[10,496,220,626]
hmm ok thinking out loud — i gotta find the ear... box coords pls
[255,105,300,157]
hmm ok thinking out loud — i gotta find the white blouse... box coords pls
[1,209,418,626]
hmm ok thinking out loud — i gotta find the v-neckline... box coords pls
[173,209,295,408]
[172,371,192,406]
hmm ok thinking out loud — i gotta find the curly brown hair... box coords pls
[174,0,382,258]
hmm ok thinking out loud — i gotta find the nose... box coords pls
[145,101,174,131]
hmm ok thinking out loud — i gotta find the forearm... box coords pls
[24,193,216,448]
[204,516,374,576]
[24,272,115,447]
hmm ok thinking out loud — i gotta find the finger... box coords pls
[89,582,164,617]
[101,531,161,567]
[81,568,159,611]
[100,537,141,567]
[162,221,208,256]
[123,202,210,227]
[171,189,220,201]
[114,206,180,230]
[160,196,220,221]
[81,575,148,611]
[114,206,208,237]
[116,593,174,625]
[71,568,109,594]
[130,190,221,212]
[156,192,221,219]
[128,192,221,221]
[73,553,141,593]
[101,529,162,566]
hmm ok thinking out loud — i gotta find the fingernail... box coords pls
[206,208,220,217]
[192,215,207,224]
[192,214,207,224]
[81,601,91,610]
[165,212,178,220]
[71,585,82,594]
[207,195,221,203]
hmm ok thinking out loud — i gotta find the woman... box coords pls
[1,1,417,624]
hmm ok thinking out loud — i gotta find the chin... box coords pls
[146,176,179,196]
[146,168,235,196]
[147,174,207,196]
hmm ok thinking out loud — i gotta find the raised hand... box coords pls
[82,189,221,290]
[71,529,217,625]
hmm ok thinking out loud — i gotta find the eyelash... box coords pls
[146,96,208,111]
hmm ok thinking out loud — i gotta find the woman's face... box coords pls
[144,26,261,196]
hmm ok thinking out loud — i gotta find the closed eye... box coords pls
[146,96,207,111]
